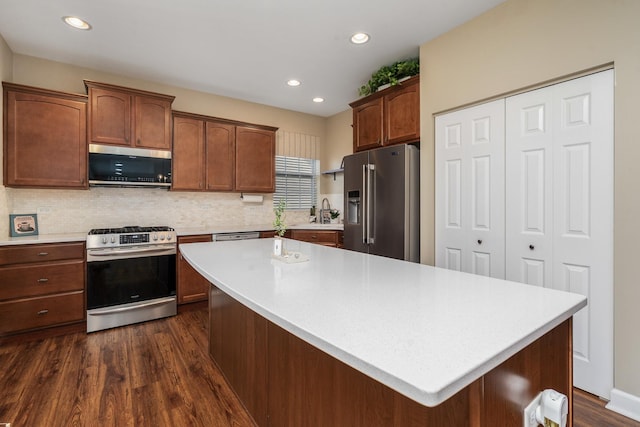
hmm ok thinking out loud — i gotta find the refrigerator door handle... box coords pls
[362,164,367,244]
[366,164,375,244]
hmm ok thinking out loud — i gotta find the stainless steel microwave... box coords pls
[88,144,171,188]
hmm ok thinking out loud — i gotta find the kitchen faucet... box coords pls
[320,198,331,224]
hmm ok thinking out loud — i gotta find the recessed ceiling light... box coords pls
[62,16,92,30]
[287,79,301,87]
[350,32,370,44]
[312,97,324,103]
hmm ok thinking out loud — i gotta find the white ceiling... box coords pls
[0,0,505,117]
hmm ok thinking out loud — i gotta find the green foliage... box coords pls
[273,200,287,237]
[358,57,420,97]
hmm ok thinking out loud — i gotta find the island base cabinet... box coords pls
[209,285,268,426]
[208,282,572,427]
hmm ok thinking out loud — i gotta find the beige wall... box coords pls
[0,35,14,237]
[321,110,352,200]
[419,0,640,397]
[12,54,327,137]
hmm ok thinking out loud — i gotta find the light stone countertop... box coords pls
[180,238,586,407]
[176,222,342,237]
[0,232,87,246]
[0,224,342,246]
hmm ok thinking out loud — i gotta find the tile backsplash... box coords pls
[2,187,312,237]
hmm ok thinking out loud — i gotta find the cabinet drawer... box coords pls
[291,230,338,245]
[0,291,85,334]
[0,243,84,266]
[0,261,85,300]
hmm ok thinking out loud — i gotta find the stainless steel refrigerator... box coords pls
[343,144,419,262]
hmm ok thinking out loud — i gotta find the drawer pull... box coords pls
[37,278,49,283]
[37,309,49,316]
[38,252,49,256]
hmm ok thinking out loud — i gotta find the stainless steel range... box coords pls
[86,226,177,333]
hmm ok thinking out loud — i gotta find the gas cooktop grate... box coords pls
[88,226,174,235]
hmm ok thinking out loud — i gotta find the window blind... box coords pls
[274,155,318,209]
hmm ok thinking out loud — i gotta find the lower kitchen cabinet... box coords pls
[209,284,268,426]
[177,235,212,304]
[291,229,343,247]
[0,242,86,336]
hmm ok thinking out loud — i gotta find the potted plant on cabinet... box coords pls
[358,57,420,97]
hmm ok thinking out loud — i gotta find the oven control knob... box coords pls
[160,234,166,241]
[110,236,116,243]
[152,234,158,241]
[101,236,107,244]
[166,234,173,241]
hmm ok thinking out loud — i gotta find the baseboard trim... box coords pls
[606,388,640,422]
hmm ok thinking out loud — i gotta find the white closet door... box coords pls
[505,89,554,287]
[551,70,614,399]
[506,70,614,399]
[436,100,505,278]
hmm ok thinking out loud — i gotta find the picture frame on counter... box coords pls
[9,213,39,237]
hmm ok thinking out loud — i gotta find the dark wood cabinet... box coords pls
[291,229,342,247]
[352,97,384,151]
[0,242,85,336]
[205,121,235,191]
[350,75,420,152]
[85,80,174,150]
[3,82,88,189]
[235,126,275,193]
[172,115,205,190]
[172,111,276,193]
[177,235,212,304]
[209,284,268,426]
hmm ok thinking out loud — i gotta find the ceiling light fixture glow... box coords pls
[350,32,369,44]
[63,16,92,30]
[312,97,324,103]
[287,79,301,87]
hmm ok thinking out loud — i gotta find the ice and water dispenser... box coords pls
[347,190,360,225]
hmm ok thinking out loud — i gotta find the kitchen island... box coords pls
[180,238,586,426]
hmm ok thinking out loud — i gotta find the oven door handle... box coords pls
[88,297,176,315]
[87,246,176,259]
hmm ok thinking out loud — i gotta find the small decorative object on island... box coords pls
[358,57,419,97]
[9,213,38,237]
[273,200,286,256]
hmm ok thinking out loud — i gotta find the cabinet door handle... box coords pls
[529,244,535,250]
[37,309,49,316]
[37,278,49,283]
[38,252,49,256]
[477,239,482,245]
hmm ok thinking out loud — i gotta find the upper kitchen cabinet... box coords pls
[235,126,275,193]
[3,82,88,189]
[84,80,175,150]
[350,75,420,152]
[172,114,206,191]
[172,111,276,193]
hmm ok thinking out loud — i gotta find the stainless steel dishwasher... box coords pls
[211,231,261,242]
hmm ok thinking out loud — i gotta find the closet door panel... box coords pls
[436,117,467,272]
[505,89,553,287]
[551,70,613,398]
[436,100,504,278]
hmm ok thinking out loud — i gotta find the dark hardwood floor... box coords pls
[0,304,637,426]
